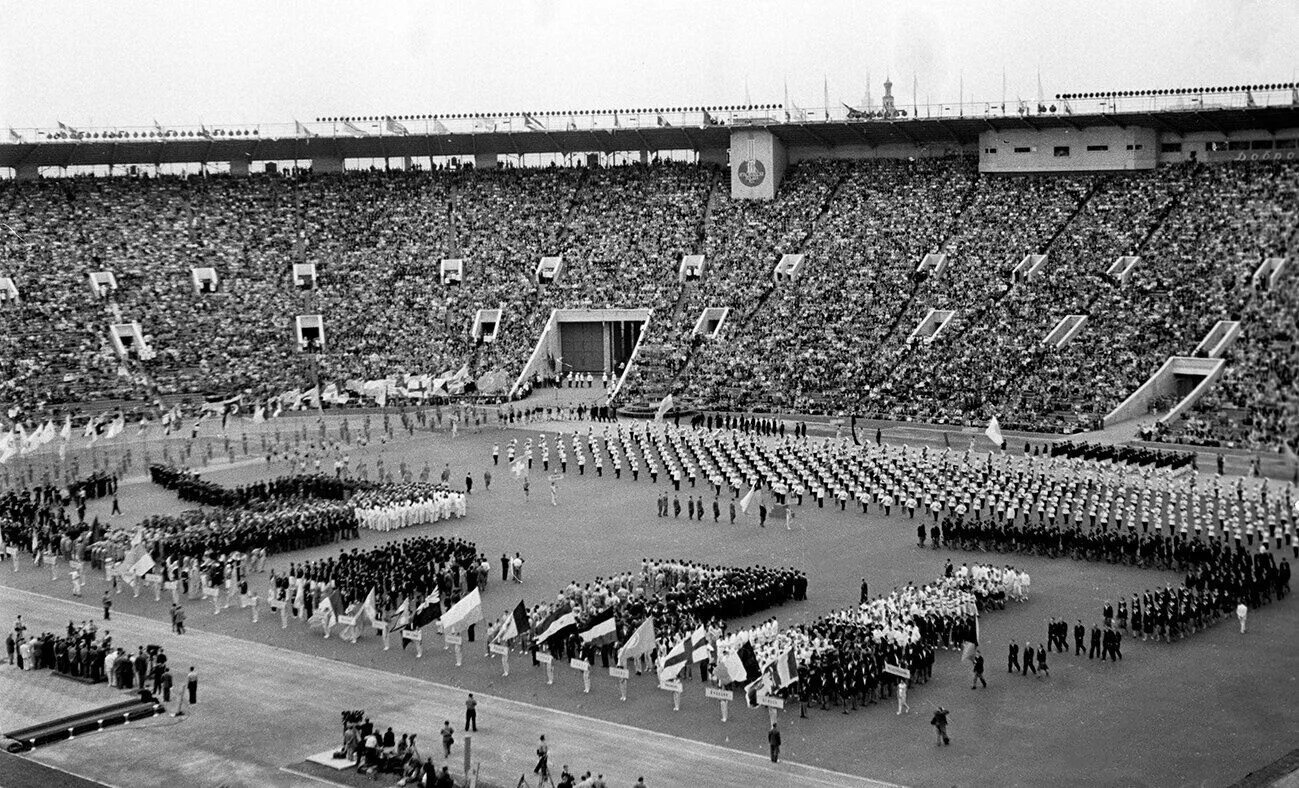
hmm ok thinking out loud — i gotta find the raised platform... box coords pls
[3,691,165,752]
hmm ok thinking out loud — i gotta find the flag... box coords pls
[985,417,1005,448]
[431,118,450,134]
[764,646,798,689]
[359,588,378,629]
[303,385,321,410]
[688,627,710,663]
[129,550,155,578]
[57,121,81,136]
[105,413,125,440]
[386,598,410,634]
[535,602,577,644]
[339,119,369,137]
[656,115,672,127]
[523,113,545,131]
[321,382,340,403]
[736,639,761,681]
[409,593,441,632]
[439,588,483,632]
[578,607,617,647]
[657,634,689,682]
[718,648,747,685]
[384,117,409,135]
[510,458,527,478]
[121,542,153,579]
[294,120,316,137]
[493,600,531,644]
[310,591,339,630]
[654,394,674,421]
[616,616,656,664]
[251,405,265,424]
[8,129,22,143]
[739,486,761,514]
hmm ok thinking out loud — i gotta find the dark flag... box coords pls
[736,639,761,686]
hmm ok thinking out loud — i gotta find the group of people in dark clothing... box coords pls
[274,535,484,624]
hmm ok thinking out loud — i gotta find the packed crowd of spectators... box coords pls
[2,157,1295,450]
[1161,265,1299,452]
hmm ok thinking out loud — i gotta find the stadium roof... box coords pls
[2,106,1297,169]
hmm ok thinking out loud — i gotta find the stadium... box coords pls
[1,4,1297,788]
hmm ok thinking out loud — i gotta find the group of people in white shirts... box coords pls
[351,484,467,532]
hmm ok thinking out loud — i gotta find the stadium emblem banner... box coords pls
[738,158,765,188]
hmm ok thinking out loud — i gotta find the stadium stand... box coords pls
[1,157,1296,451]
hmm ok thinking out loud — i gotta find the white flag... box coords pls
[984,416,1004,448]
[654,394,674,421]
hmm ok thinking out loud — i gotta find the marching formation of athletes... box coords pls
[1,403,1294,779]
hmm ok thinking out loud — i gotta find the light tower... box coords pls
[882,76,897,117]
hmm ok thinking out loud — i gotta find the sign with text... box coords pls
[705,688,734,701]
[757,694,784,709]
[488,643,509,656]
[884,663,911,679]
[536,653,554,665]
[444,633,463,646]
[658,679,684,693]
[569,658,589,671]
[608,667,630,680]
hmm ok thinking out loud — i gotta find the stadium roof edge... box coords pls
[3,106,1297,169]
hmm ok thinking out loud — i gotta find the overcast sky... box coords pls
[2,0,1296,129]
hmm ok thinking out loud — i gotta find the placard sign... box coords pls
[705,688,734,701]
[884,663,911,679]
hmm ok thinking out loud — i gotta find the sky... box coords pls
[1,0,1296,130]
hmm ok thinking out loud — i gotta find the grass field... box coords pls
[2,416,1295,788]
